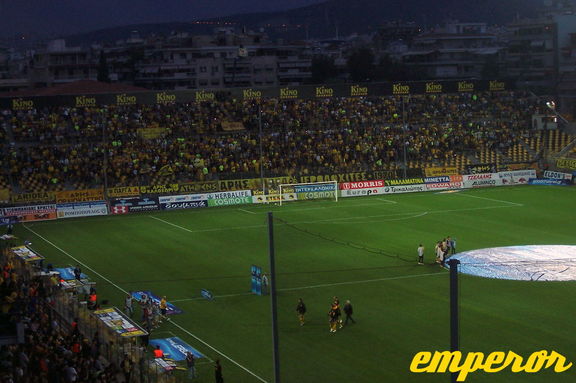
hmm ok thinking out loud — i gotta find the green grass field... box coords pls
[16,185,576,383]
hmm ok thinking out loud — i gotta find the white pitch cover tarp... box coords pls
[462,173,503,188]
[56,201,108,219]
[498,169,537,185]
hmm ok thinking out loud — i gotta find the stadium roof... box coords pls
[1,80,146,97]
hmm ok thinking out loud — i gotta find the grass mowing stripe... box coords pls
[167,319,268,383]
[149,203,521,235]
[171,271,446,302]
[24,224,129,294]
[24,223,270,383]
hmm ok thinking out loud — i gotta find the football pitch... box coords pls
[19,186,576,383]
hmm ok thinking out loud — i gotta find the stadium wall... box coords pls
[5,169,570,224]
[0,80,514,111]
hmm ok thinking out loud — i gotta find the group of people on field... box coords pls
[417,236,456,266]
[296,297,355,333]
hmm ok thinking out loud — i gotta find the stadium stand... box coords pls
[2,91,565,194]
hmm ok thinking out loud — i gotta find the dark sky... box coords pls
[0,0,325,38]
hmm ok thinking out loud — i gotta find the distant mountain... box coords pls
[62,0,544,46]
[211,0,545,39]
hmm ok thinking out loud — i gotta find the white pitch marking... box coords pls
[23,224,268,383]
[149,203,521,234]
[23,224,129,294]
[457,192,523,206]
[171,271,445,303]
[376,198,398,204]
[238,208,257,215]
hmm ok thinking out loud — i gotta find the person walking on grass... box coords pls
[215,359,224,383]
[186,352,197,379]
[296,298,307,326]
[344,300,356,325]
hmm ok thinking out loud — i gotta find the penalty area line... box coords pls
[23,224,269,383]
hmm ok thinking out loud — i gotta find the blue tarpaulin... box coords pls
[149,337,204,361]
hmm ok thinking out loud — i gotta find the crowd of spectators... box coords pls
[0,253,134,383]
[0,91,542,190]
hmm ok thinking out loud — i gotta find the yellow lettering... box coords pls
[454,352,485,382]
[410,352,432,373]
[411,350,572,380]
[483,351,507,373]
[505,351,526,372]
[428,351,462,373]
[547,351,573,372]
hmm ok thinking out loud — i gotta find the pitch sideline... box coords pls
[22,224,270,383]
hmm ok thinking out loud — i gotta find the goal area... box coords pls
[278,181,338,206]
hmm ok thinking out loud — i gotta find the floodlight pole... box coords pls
[268,212,281,383]
[402,96,407,179]
[259,104,265,195]
[448,258,461,383]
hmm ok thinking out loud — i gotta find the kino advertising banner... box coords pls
[252,193,297,204]
[56,201,108,219]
